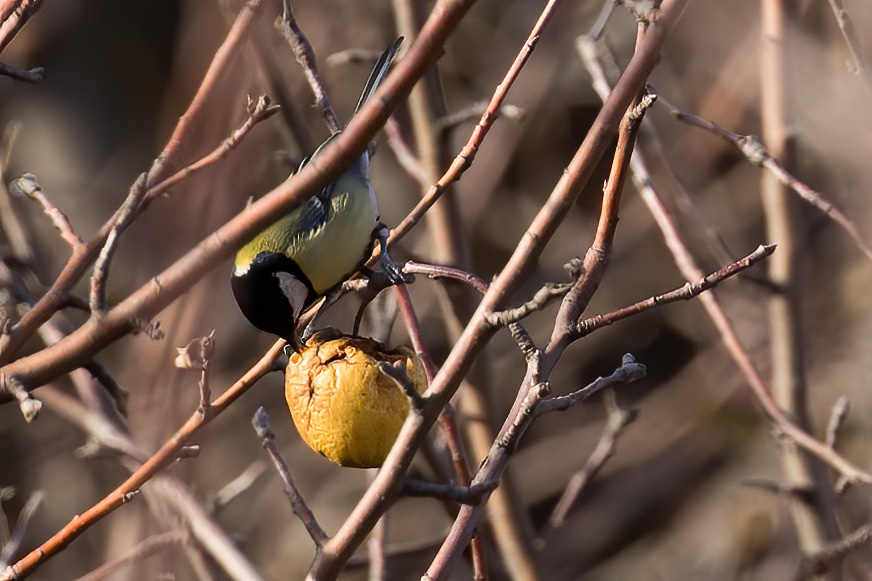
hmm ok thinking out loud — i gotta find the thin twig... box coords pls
[276,0,340,133]
[574,244,776,339]
[0,0,266,362]
[144,95,280,202]
[9,173,83,249]
[825,0,872,90]
[0,491,44,568]
[535,389,637,547]
[802,524,872,577]
[663,100,872,262]
[1,340,285,580]
[75,529,190,581]
[252,407,328,547]
[401,479,498,504]
[385,0,565,253]
[89,174,148,314]
[384,117,431,189]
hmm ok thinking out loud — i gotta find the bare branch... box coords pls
[664,99,872,262]
[10,174,82,249]
[574,244,776,340]
[252,407,328,547]
[275,0,340,133]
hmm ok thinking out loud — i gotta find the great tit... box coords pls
[232,38,404,349]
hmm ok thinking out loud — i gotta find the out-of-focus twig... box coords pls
[0,0,267,362]
[75,529,190,581]
[825,396,850,451]
[0,490,44,568]
[662,100,872,263]
[1,340,285,580]
[825,0,872,90]
[760,0,836,557]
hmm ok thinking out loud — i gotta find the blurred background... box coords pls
[1,0,872,579]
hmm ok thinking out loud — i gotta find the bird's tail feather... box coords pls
[354,36,404,113]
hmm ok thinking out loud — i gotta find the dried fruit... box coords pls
[284,333,426,468]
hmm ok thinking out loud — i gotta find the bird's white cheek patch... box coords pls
[274,272,309,318]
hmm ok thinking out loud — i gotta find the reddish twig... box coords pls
[0,340,285,580]
[75,529,190,581]
[309,3,689,577]
[574,244,776,339]
[385,0,563,252]
[663,100,872,263]
[0,0,266,362]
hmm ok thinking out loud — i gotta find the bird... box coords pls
[232,37,405,350]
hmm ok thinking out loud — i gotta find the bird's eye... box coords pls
[274,272,309,318]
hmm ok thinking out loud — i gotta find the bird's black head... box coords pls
[231,252,316,348]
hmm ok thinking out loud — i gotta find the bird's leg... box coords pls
[373,222,410,285]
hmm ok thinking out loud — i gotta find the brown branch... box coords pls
[310,3,689,577]
[579,29,872,488]
[385,0,564,251]
[0,0,267,363]
[803,524,872,577]
[0,0,474,397]
[664,100,872,263]
[144,94,280,202]
[0,340,285,580]
[9,174,82,249]
[574,244,776,339]
[252,407,328,547]
[0,490,44,568]
[276,0,340,133]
